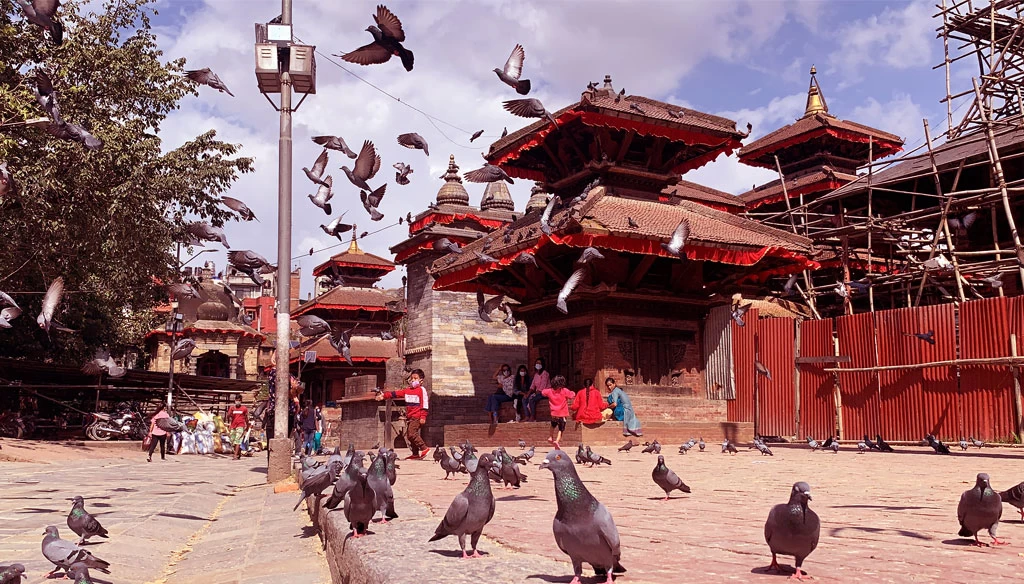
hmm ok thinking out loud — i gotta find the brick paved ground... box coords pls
[0,440,329,584]
[387,442,1024,584]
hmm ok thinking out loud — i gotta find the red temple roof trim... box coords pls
[288,335,398,364]
[738,114,904,168]
[410,211,508,234]
[293,287,403,317]
[740,167,858,208]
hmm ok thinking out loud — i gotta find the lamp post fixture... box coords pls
[165,308,184,408]
[254,0,317,483]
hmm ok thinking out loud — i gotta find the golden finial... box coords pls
[803,65,828,118]
[348,227,362,254]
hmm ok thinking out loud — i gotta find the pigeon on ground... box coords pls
[652,455,690,500]
[821,436,834,449]
[577,247,605,265]
[464,164,514,184]
[81,349,125,378]
[862,435,879,450]
[185,67,233,96]
[343,471,376,538]
[756,441,774,456]
[517,439,526,449]
[323,452,365,509]
[661,219,690,257]
[367,449,398,522]
[724,441,738,454]
[556,267,586,315]
[764,482,819,580]
[970,436,985,448]
[360,183,386,221]
[37,277,72,336]
[829,441,839,454]
[516,446,535,463]
[397,132,429,156]
[297,314,331,337]
[539,450,625,583]
[432,446,444,463]
[429,453,496,557]
[321,214,354,241]
[875,434,895,452]
[170,338,196,361]
[959,438,969,451]
[433,237,461,254]
[494,44,531,95]
[339,4,414,71]
[0,563,25,584]
[999,481,1024,521]
[678,442,692,455]
[857,441,868,452]
[185,222,230,248]
[585,446,611,466]
[393,162,413,185]
[312,135,357,158]
[618,440,635,452]
[925,434,951,455]
[503,98,558,127]
[66,497,108,545]
[698,437,706,452]
[220,196,258,221]
[341,141,381,191]
[902,330,936,345]
[293,460,341,511]
[731,302,751,327]
[307,174,334,215]
[498,448,527,488]
[385,450,399,486]
[958,473,1005,546]
[41,526,110,578]
[807,437,820,451]
[17,0,64,44]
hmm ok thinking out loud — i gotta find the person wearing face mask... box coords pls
[376,369,431,460]
[523,358,551,422]
[484,364,516,424]
[225,395,250,460]
[511,364,530,422]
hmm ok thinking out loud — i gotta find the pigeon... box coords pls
[652,455,690,500]
[618,440,635,452]
[0,162,13,198]
[959,438,969,451]
[754,361,772,381]
[999,481,1024,521]
[577,247,605,265]
[875,434,894,452]
[661,219,690,257]
[320,214,354,241]
[46,117,103,150]
[501,127,508,138]
[41,526,110,578]
[32,70,59,121]
[806,437,820,452]
[756,441,774,456]
[342,471,376,538]
[556,267,587,315]
[18,0,63,44]
[297,314,331,337]
[902,330,936,345]
[724,441,738,454]
[185,67,234,96]
[397,133,429,156]
[862,434,879,451]
[185,222,230,248]
[308,175,334,215]
[0,306,22,329]
[500,302,516,327]
[958,473,1005,545]
[37,276,71,335]
[517,439,526,449]
[764,482,820,580]
[539,450,625,583]
[585,446,612,466]
[360,183,386,221]
[821,436,834,449]
[641,440,660,454]
[0,564,25,584]
[948,211,978,233]
[981,273,1004,288]
[468,130,485,143]
[494,44,531,95]
[329,325,357,366]
[393,162,413,185]
[731,302,752,327]
[429,453,496,557]
[426,238,462,256]
[380,330,394,341]
[385,449,399,486]
[925,434,951,454]
[367,450,398,522]
[970,436,985,448]
[465,164,514,184]
[503,98,558,127]
[698,437,706,452]
[476,291,505,323]
[829,441,839,454]
[498,448,527,488]
[167,281,199,299]
[540,194,560,236]
[513,252,538,268]
[323,452,365,509]
[66,497,108,545]
[475,250,500,264]
[783,273,799,295]
[517,446,535,463]
[857,441,868,453]
[339,4,414,71]
[678,442,692,455]
[834,281,850,299]
[81,349,125,378]
[341,140,381,191]
[312,135,357,158]
[627,217,639,229]
[170,338,196,361]
[293,460,341,511]
[220,196,258,221]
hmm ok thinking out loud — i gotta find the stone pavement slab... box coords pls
[0,448,329,584]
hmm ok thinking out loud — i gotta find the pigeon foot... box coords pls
[568,578,582,584]
[469,550,483,558]
[661,496,671,501]
[970,536,989,547]
[788,569,812,581]
[991,536,1009,546]
[767,557,785,574]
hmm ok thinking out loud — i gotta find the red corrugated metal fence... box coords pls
[755,317,796,437]
[797,318,836,440]
[727,308,757,423]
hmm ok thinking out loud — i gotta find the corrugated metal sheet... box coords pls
[703,305,735,400]
[960,297,1018,441]
[798,318,836,440]
[876,305,958,441]
[728,308,758,423]
[755,317,796,437]
[835,312,880,440]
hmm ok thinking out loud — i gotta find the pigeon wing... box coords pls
[669,219,690,250]
[40,276,64,322]
[353,140,381,180]
[464,166,499,183]
[185,68,212,84]
[374,4,406,42]
[365,183,386,207]
[503,98,542,118]
[310,149,329,178]
[503,44,525,80]
[340,41,392,66]
[432,492,470,539]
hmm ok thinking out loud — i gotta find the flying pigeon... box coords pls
[652,455,690,500]
[329,325,356,365]
[540,194,560,236]
[661,219,690,257]
[81,349,125,378]
[320,214,354,241]
[360,183,386,221]
[167,282,199,299]
[393,162,413,185]
[539,450,625,583]
[170,338,196,361]
[464,164,514,184]
[754,361,771,381]
[185,222,230,248]
[0,306,22,329]
[367,448,399,522]
[731,302,751,327]
[341,140,381,191]
[46,117,102,150]
[397,133,429,156]
[513,252,538,268]
[433,237,461,254]
[469,130,484,142]
[66,497,108,546]
[556,267,586,314]
[958,473,1005,546]
[185,67,234,96]
[428,452,495,556]
[503,98,558,127]
[0,564,26,584]
[764,482,820,580]
[947,211,978,233]
[297,314,331,337]
[903,330,936,345]
[501,302,516,327]
[875,434,895,452]
[577,247,605,265]
[0,162,15,197]
[476,291,504,323]
[493,44,531,95]
[220,196,258,221]
[339,4,414,71]
[999,481,1024,521]
[783,273,799,295]
[37,276,73,335]
[17,0,63,44]
[41,526,110,578]
[307,175,334,215]
[312,135,357,158]
[302,149,331,189]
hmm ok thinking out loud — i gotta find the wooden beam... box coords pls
[625,255,656,290]
[796,356,852,365]
[615,129,635,163]
[534,255,566,285]
[649,136,667,169]
[540,141,570,177]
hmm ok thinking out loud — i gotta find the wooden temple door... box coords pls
[637,338,663,385]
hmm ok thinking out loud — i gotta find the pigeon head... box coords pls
[976,473,992,496]
[70,495,84,506]
[366,25,382,40]
[789,482,812,506]
[43,525,59,537]
[539,449,574,473]
[656,454,666,467]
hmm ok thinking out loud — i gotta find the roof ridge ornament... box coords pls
[435,154,470,206]
[803,65,829,118]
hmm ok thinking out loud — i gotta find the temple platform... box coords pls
[441,419,752,448]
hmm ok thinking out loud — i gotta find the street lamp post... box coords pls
[165,311,183,408]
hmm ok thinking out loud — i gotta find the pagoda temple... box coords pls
[289,234,404,405]
[428,76,819,445]
[390,155,527,443]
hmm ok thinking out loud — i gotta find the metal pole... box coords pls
[168,242,180,408]
[271,0,295,474]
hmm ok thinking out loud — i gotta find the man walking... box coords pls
[225,395,249,460]
[375,369,430,460]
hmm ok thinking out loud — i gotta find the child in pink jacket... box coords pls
[542,375,576,449]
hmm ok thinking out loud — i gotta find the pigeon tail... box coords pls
[958,525,973,538]
[516,79,531,95]
[323,203,332,216]
[556,298,568,314]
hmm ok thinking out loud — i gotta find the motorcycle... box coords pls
[85,402,147,441]
[0,411,26,439]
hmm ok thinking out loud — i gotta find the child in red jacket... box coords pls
[570,378,605,425]
[542,375,576,449]
[376,369,430,460]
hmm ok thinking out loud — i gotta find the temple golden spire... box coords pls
[803,65,829,118]
[348,226,363,254]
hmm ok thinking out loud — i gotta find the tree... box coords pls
[0,0,253,363]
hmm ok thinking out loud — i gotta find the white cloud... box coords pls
[850,93,929,152]
[826,0,935,86]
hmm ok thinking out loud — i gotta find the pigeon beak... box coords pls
[538,460,550,470]
[804,492,812,501]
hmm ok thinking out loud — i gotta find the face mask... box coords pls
[411,379,421,388]
[519,371,526,376]
[535,364,542,370]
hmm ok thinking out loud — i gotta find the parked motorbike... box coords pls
[85,402,146,441]
[0,411,26,439]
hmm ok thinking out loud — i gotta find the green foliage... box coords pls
[0,0,253,363]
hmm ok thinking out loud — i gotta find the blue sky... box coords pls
[129,0,956,297]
